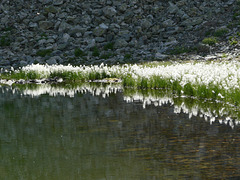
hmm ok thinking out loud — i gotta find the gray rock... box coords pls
[163,19,175,27]
[81,14,92,24]
[29,22,38,28]
[93,23,108,37]
[141,19,152,30]
[75,32,82,38]
[58,21,71,32]
[32,14,45,23]
[63,33,70,43]
[46,39,55,44]
[95,37,105,43]
[25,55,34,64]
[46,56,62,65]
[38,39,47,46]
[53,0,64,6]
[103,6,117,18]
[92,9,103,16]
[87,39,96,49]
[19,60,28,67]
[165,39,178,46]
[181,17,203,27]
[39,21,54,30]
[18,12,28,21]
[0,60,10,66]
[93,27,106,37]
[118,30,132,42]
[46,58,57,65]
[99,23,108,29]
[176,0,187,7]
[38,0,51,4]
[69,25,86,36]
[155,53,168,60]
[168,2,179,14]
[119,3,127,12]
[114,39,128,48]
[44,6,58,13]
[57,43,68,50]
[123,10,134,22]
[84,31,93,37]
[166,27,179,35]
[227,0,235,5]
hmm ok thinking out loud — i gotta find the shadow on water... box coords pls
[1,83,240,179]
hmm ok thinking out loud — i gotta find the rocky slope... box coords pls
[0,0,240,68]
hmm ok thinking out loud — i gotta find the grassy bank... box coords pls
[1,61,240,107]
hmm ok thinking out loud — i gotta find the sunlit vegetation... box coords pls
[202,37,218,45]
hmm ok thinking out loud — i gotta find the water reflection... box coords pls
[6,83,240,128]
[1,84,240,179]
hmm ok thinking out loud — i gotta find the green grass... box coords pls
[120,75,234,105]
[40,33,48,40]
[230,39,238,45]
[1,27,13,32]
[100,53,114,59]
[74,48,86,57]
[229,36,239,45]
[2,70,42,80]
[104,43,114,50]
[36,49,53,57]
[237,0,240,6]
[233,12,240,20]
[0,35,10,46]
[92,46,100,57]
[202,37,218,46]
[124,54,132,59]
[50,71,83,81]
[222,53,227,58]
[214,28,228,37]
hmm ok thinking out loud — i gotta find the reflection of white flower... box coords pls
[122,91,237,129]
[5,83,238,128]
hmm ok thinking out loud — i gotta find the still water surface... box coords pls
[1,85,240,180]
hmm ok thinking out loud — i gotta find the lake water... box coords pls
[1,84,240,180]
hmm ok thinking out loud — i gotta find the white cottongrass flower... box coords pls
[14,61,240,94]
